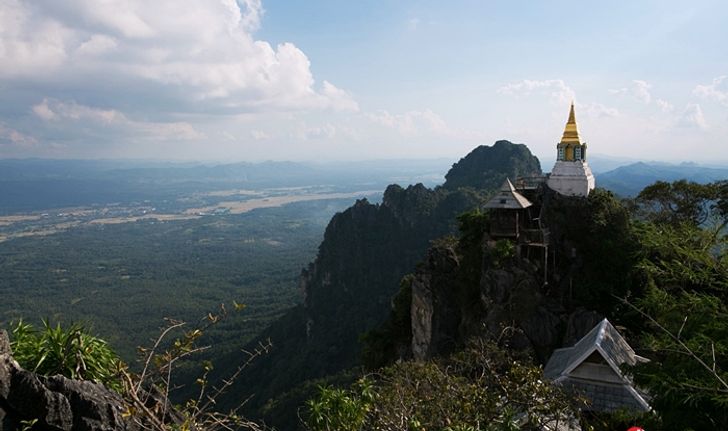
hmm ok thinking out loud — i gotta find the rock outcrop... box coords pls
[213,141,542,430]
[403,186,637,365]
[0,330,133,430]
[411,246,461,360]
[443,140,542,192]
[408,242,606,363]
[0,330,182,431]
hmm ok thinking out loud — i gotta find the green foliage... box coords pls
[0,200,340,361]
[360,275,414,370]
[307,339,579,431]
[10,319,122,391]
[631,288,728,430]
[456,209,490,306]
[545,187,641,313]
[636,179,727,228]
[231,184,487,428]
[490,239,515,267]
[305,380,374,431]
[624,180,728,430]
[634,221,727,295]
[443,140,542,192]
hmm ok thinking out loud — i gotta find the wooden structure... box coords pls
[544,319,651,413]
[483,179,533,239]
[484,178,553,284]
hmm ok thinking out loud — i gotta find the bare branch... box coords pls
[615,295,728,391]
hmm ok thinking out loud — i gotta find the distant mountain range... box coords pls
[0,159,452,212]
[1,155,726,212]
[597,162,728,196]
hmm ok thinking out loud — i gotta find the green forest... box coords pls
[2,148,727,431]
[0,198,357,360]
[302,179,728,431]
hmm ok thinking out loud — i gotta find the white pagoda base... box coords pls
[547,160,595,197]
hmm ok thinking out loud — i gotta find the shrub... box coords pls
[10,319,122,391]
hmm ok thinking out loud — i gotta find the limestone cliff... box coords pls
[214,141,542,429]
[407,243,603,363]
[371,185,638,366]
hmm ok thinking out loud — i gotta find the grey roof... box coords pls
[543,347,572,380]
[560,378,650,412]
[483,179,533,210]
[544,318,638,380]
[544,318,651,412]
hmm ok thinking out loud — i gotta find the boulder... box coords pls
[0,330,141,431]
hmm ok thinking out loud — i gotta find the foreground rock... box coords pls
[0,330,152,431]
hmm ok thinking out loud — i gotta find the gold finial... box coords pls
[567,101,576,123]
[560,102,580,144]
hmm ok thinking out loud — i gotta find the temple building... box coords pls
[544,319,651,413]
[546,103,595,197]
[483,178,533,239]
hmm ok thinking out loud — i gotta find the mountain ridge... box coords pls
[209,140,542,428]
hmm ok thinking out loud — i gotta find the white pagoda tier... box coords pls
[547,103,595,197]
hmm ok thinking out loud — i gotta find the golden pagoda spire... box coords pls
[560,101,581,145]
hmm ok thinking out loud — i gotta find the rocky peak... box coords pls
[443,140,542,191]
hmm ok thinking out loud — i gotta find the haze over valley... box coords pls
[1,1,727,430]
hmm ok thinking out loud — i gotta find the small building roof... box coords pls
[544,318,651,412]
[483,178,533,210]
[544,318,639,379]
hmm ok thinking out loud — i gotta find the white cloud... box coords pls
[0,0,351,115]
[364,108,487,143]
[693,76,728,106]
[294,123,337,141]
[75,34,118,56]
[238,0,265,32]
[32,99,58,121]
[0,1,71,75]
[320,81,359,112]
[498,79,575,105]
[656,99,674,112]
[677,103,708,130]
[251,129,270,140]
[633,80,652,104]
[32,98,203,141]
[366,109,448,137]
[0,123,38,147]
[580,102,619,118]
[609,80,652,104]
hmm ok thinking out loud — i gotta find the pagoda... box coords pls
[546,103,595,197]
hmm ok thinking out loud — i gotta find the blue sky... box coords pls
[1,0,727,163]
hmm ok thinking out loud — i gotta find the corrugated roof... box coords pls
[543,348,572,380]
[561,378,650,412]
[543,318,651,412]
[483,178,533,209]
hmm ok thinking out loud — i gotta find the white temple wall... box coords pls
[547,160,595,197]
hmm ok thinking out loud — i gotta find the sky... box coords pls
[1,0,727,163]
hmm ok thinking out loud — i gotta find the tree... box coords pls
[636,179,727,228]
[306,338,580,431]
[623,180,728,430]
